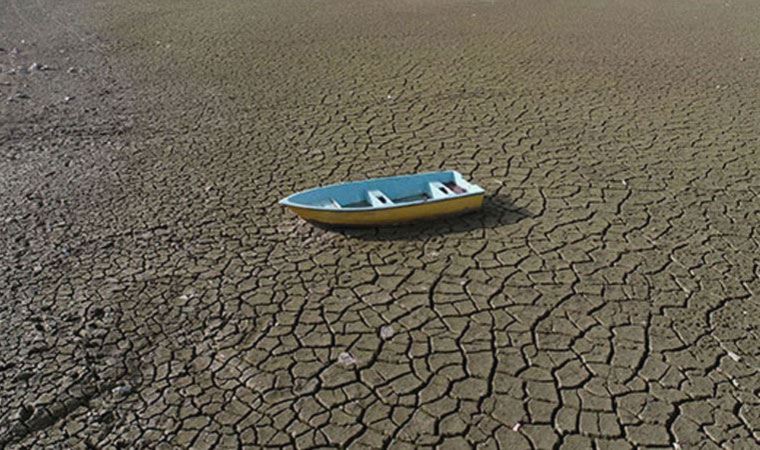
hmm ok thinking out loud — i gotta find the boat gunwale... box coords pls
[279,171,485,213]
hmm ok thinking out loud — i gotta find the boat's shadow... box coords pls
[315,193,532,241]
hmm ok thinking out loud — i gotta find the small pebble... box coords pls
[726,350,741,362]
[380,325,394,340]
[112,384,133,396]
[67,67,77,73]
[11,47,19,55]
[338,352,357,367]
[512,422,522,432]
[32,264,42,273]
[28,62,40,71]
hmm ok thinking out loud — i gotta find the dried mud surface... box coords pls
[1,0,759,448]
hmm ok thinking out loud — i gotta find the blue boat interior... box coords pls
[281,171,484,211]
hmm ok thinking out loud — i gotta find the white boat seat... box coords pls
[367,190,393,207]
[319,199,342,209]
[429,182,456,199]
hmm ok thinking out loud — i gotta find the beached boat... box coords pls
[280,170,485,226]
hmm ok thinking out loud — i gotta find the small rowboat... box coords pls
[280,170,485,226]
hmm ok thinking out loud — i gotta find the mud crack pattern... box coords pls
[1,0,759,448]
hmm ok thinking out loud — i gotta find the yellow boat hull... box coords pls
[286,194,484,226]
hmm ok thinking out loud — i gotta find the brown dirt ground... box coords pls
[1,0,758,448]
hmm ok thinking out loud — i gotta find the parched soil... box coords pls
[1,0,758,448]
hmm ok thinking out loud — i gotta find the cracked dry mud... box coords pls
[1,0,759,448]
